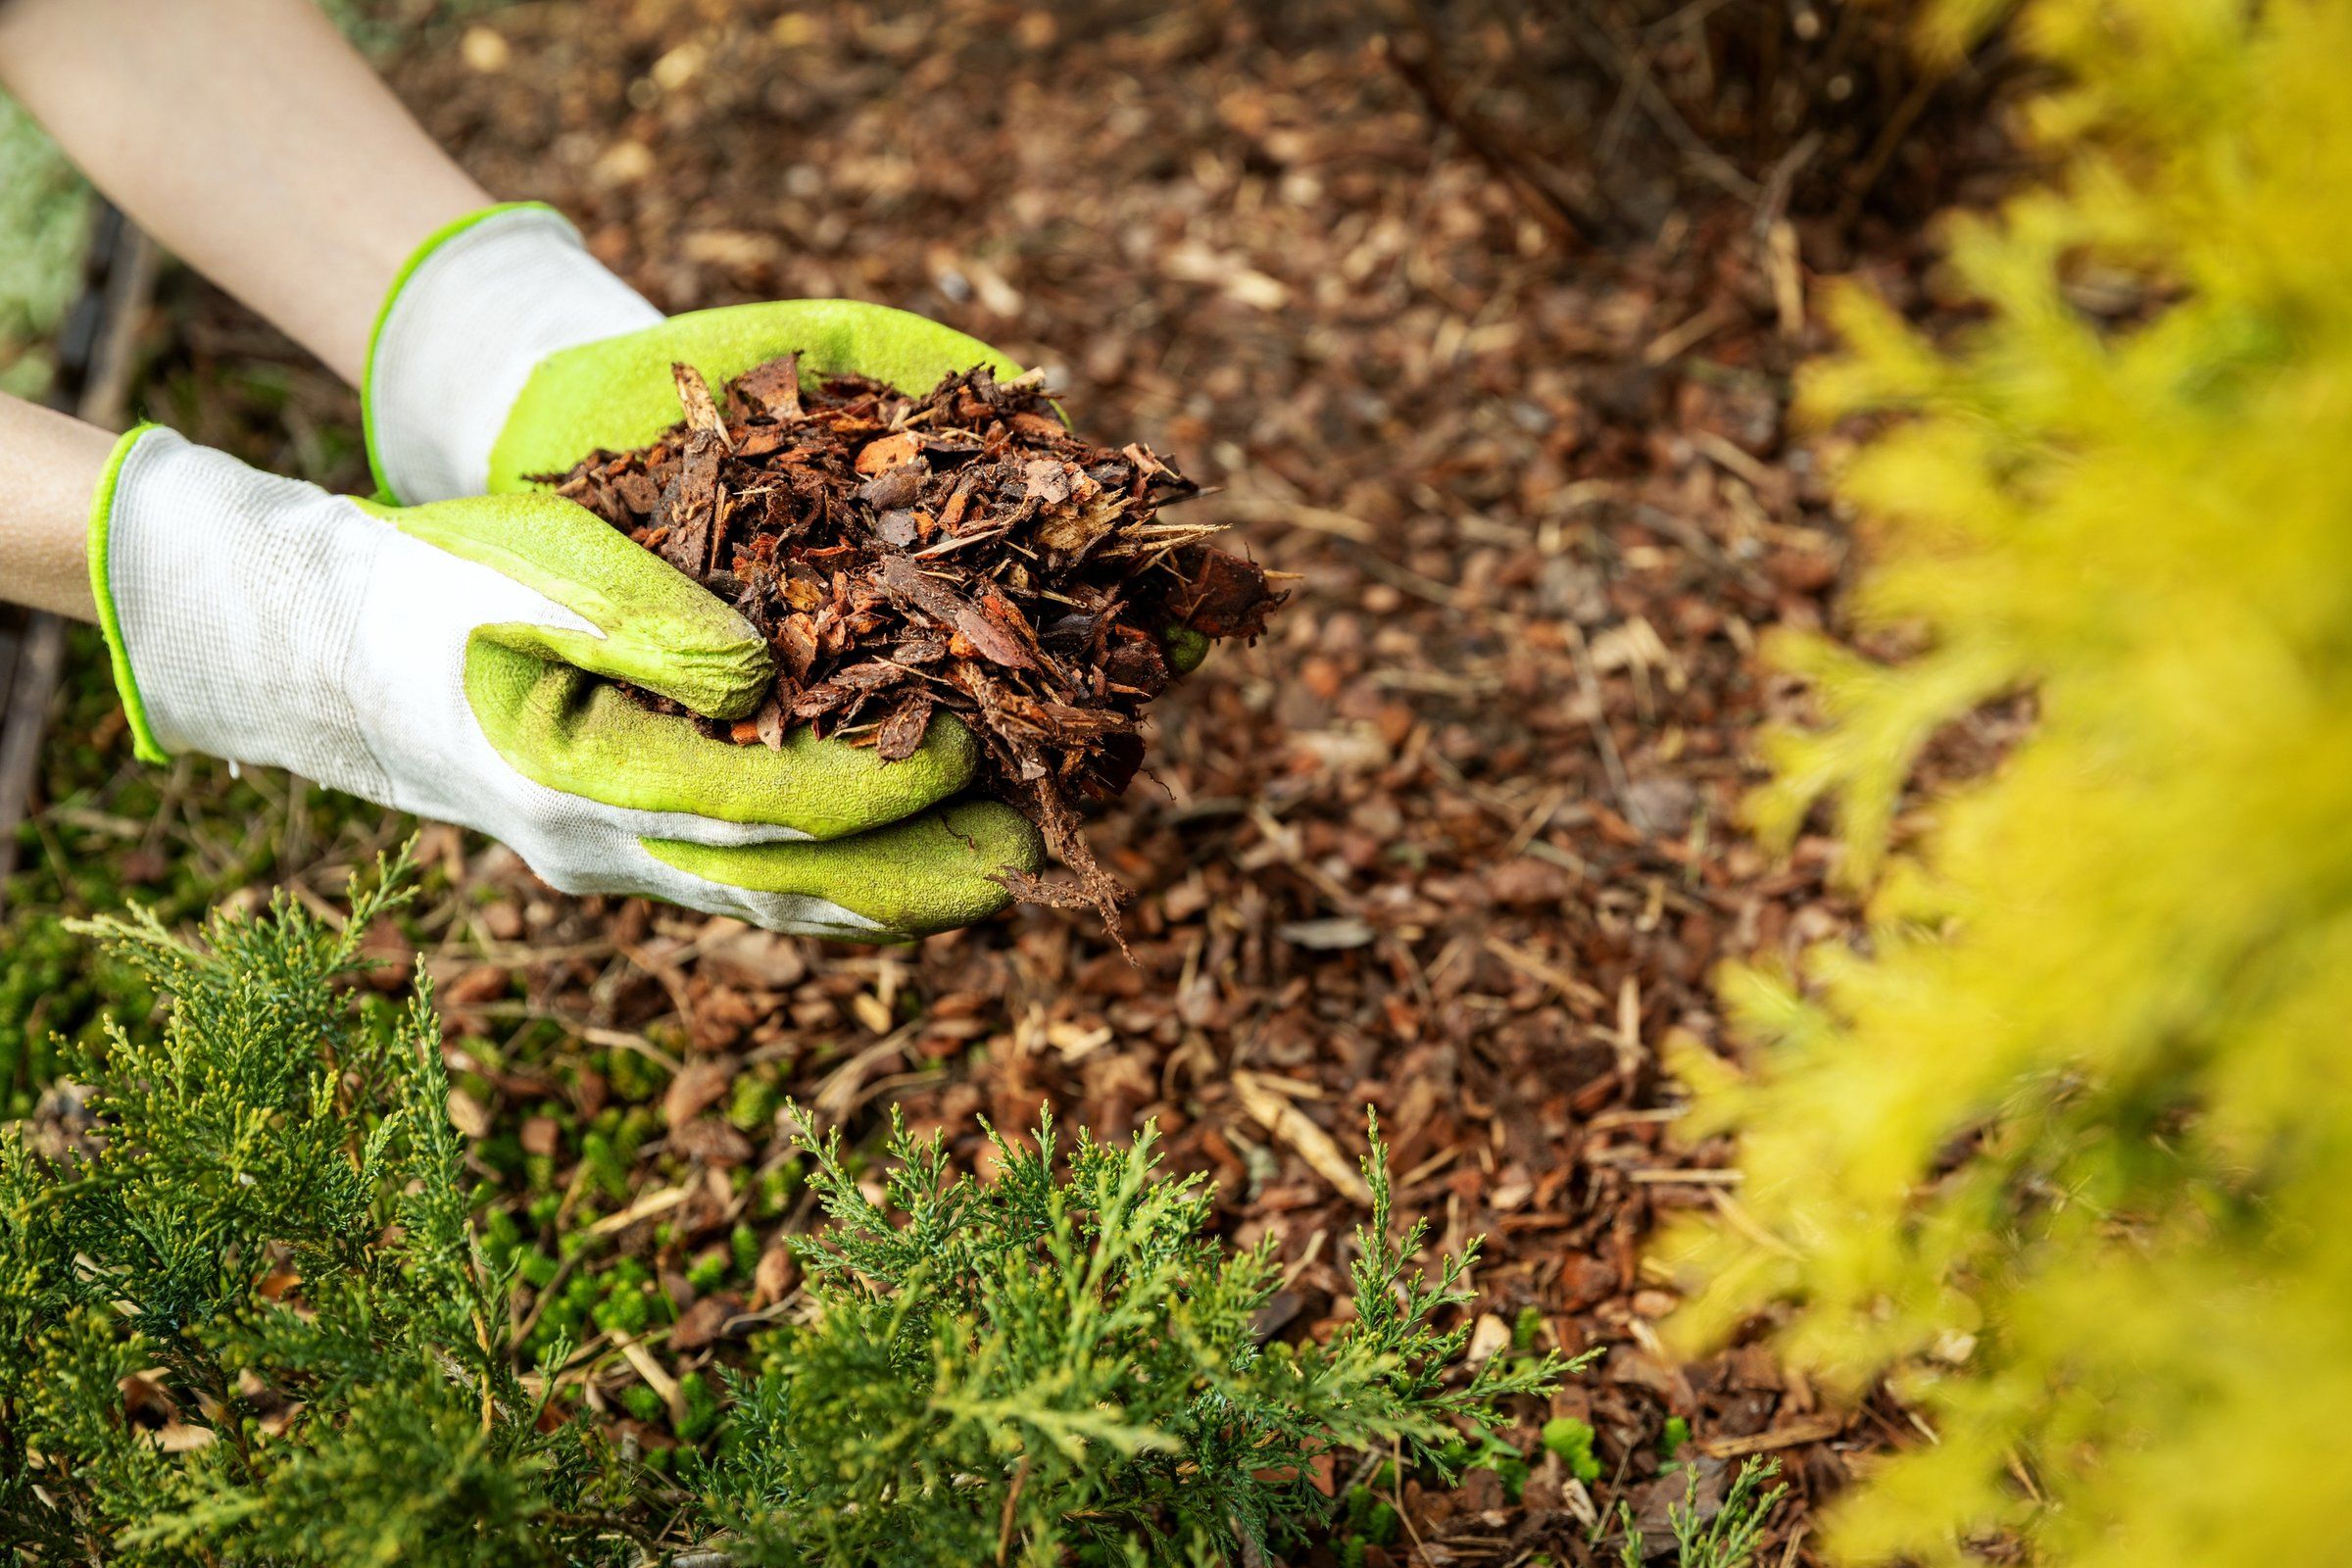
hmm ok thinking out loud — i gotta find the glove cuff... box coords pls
[87,424,167,762]
[89,425,395,799]
[363,203,661,505]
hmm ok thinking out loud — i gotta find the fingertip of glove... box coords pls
[917,709,983,779]
[940,798,1047,877]
[639,796,1045,939]
[657,632,774,721]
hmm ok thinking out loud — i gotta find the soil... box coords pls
[72,2,2030,1560]
[542,358,1283,939]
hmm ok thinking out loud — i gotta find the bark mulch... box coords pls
[544,358,1284,940]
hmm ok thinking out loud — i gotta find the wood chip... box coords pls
[670,362,728,443]
[732,349,803,420]
[662,1057,734,1127]
[1696,1414,1845,1459]
[1234,1070,1372,1204]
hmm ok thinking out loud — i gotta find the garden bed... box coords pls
[7,1,2017,1559]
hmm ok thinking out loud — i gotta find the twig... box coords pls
[1564,623,1637,818]
[1834,67,1947,230]
[1752,129,1824,239]
[1559,6,1760,201]
[997,1455,1029,1564]
[1380,25,1599,247]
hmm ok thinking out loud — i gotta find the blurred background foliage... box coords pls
[1672,0,2352,1563]
[0,96,88,399]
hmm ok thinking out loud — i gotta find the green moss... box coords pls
[482,1207,522,1255]
[593,1285,652,1337]
[687,1250,729,1295]
[677,1371,722,1443]
[751,1161,802,1220]
[614,1106,657,1160]
[607,1048,662,1104]
[726,1070,779,1133]
[579,1132,629,1202]
[1541,1416,1601,1485]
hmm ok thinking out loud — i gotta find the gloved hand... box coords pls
[85,423,1040,940]
[349,202,1092,935]
[362,202,1026,503]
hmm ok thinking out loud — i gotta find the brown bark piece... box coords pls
[876,691,936,761]
[878,555,1034,671]
[658,431,725,578]
[732,350,803,421]
[1176,549,1279,639]
[670,362,728,442]
[856,432,921,475]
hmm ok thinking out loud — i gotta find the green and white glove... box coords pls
[364,201,1027,502]
[86,425,1039,940]
[344,201,1098,937]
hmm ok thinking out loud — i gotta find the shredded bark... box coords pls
[538,358,1286,945]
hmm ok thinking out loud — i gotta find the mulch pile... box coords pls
[543,357,1282,938]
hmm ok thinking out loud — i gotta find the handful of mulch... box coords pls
[539,355,1286,946]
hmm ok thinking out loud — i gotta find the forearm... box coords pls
[0,0,491,384]
[0,393,115,619]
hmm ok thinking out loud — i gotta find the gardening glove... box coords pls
[361,202,1032,501]
[85,423,1041,940]
[362,201,1210,673]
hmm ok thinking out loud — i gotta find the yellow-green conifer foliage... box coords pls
[1667,2,2352,1563]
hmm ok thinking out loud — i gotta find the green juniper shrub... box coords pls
[0,856,1581,1565]
[1610,1459,1788,1568]
[0,630,412,1120]
[0,850,638,1565]
[694,1102,1575,1566]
